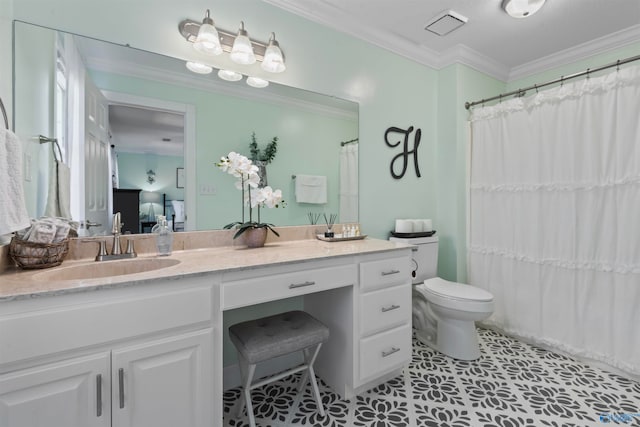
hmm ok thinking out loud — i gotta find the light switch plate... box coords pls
[200,184,217,195]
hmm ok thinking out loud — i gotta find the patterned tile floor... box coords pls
[222,328,640,426]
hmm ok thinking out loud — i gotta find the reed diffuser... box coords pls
[323,213,337,238]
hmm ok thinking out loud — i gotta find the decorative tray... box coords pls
[389,230,436,238]
[316,234,368,242]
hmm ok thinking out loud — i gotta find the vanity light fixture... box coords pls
[230,21,256,65]
[246,76,269,88]
[193,10,223,55]
[218,69,243,82]
[179,11,286,71]
[502,0,546,18]
[185,61,213,74]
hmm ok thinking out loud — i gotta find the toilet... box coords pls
[389,236,494,360]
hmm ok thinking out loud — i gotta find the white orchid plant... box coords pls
[216,151,285,239]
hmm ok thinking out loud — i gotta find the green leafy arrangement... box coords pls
[249,132,278,164]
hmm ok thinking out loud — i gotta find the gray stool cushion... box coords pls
[229,310,329,364]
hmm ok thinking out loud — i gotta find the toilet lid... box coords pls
[423,277,493,302]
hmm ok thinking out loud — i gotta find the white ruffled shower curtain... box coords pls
[339,143,359,223]
[468,65,640,377]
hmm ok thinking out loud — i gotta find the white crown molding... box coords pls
[262,0,442,69]
[84,56,357,121]
[508,24,640,81]
[437,45,511,81]
[265,0,640,83]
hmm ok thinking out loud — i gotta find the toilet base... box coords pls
[415,318,481,360]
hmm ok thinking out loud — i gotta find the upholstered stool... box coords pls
[229,310,330,427]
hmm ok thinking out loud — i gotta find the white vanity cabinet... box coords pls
[0,352,111,427]
[357,254,412,385]
[0,276,217,427]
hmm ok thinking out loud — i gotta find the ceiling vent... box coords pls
[424,10,468,36]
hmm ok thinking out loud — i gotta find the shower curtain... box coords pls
[468,65,640,376]
[339,143,359,223]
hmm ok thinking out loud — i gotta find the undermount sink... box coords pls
[34,257,181,281]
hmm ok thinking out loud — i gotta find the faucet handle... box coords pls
[86,239,108,261]
[125,238,137,257]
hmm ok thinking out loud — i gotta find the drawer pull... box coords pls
[289,281,316,289]
[96,374,102,417]
[381,269,400,276]
[118,368,125,409]
[382,347,401,358]
[381,304,400,313]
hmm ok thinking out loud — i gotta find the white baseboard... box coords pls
[223,352,304,391]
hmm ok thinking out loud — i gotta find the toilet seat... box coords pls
[415,278,494,313]
[424,277,493,302]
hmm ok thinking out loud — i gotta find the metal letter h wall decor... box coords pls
[385,126,421,179]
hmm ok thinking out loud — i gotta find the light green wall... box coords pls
[117,152,184,198]
[90,69,356,229]
[437,65,505,281]
[13,23,56,218]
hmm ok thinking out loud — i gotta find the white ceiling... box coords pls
[264,0,640,81]
[108,105,184,157]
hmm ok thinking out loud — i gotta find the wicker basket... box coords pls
[9,237,70,269]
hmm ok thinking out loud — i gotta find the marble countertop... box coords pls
[0,238,411,301]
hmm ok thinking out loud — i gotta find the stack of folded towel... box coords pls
[16,217,79,244]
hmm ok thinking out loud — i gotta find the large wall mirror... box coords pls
[13,21,359,236]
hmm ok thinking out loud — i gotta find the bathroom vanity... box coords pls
[0,236,412,427]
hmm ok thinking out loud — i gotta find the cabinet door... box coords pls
[111,329,213,427]
[0,353,111,427]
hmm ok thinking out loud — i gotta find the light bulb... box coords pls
[217,69,243,82]
[230,22,256,65]
[186,61,213,74]
[193,10,222,55]
[246,77,269,88]
[261,34,286,73]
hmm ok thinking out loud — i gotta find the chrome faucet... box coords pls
[93,212,137,261]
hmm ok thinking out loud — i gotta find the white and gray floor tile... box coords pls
[223,328,640,426]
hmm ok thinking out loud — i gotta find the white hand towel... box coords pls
[295,174,327,204]
[44,159,72,219]
[0,128,31,235]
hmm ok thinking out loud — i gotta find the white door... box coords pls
[0,353,111,427]
[85,78,111,234]
[111,329,213,427]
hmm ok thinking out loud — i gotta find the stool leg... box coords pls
[236,355,257,427]
[297,347,310,393]
[305,343,325,417]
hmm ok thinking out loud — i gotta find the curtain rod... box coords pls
[340,138,359,146]
[465,54,640,110]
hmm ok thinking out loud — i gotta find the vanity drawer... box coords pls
[360,283,411,337]
[360,256,411,291]
[359,323,411,381]
[222,264,357,310]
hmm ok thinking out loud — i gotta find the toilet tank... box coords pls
[389,236,439,284]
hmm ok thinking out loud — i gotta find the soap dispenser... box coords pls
[152,215,173,256]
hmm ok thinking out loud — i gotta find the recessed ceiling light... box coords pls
[425,10,468,36]
[503,0,546,18]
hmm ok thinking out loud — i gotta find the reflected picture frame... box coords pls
[176,167,185,188]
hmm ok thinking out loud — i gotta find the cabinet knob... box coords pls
[381,304,400,313]
[382,347,401,358]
